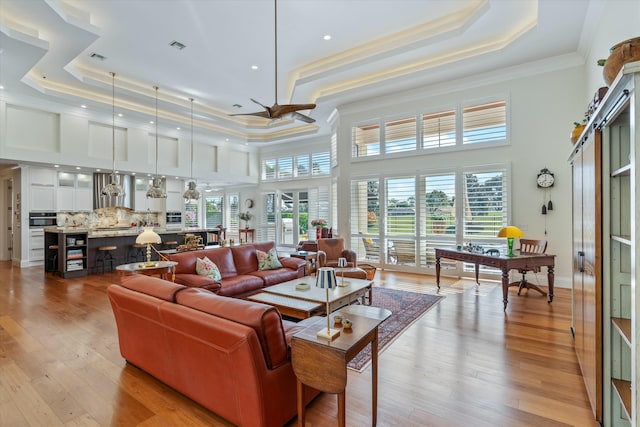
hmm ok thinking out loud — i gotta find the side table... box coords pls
[291,305,391,426]
[239,228,255,243]
[290,251,317,276]
[116,260,178,280]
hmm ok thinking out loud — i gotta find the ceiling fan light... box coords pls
[183,180,200,201]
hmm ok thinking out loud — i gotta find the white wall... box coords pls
[336,64,587,287]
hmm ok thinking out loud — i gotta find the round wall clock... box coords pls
[536,168,555,188]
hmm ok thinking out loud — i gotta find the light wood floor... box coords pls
[0,261,596,427]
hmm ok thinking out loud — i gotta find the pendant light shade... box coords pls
[147,85,167,199]
[101,72,125,197]
[183,97,200,201]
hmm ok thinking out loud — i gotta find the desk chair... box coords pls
[509,239,548,296]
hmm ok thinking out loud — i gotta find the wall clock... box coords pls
[536,168,555,188]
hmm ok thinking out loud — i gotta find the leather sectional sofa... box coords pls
[166,241,306,296]
[108,274,319,427]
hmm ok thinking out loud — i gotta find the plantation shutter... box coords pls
[385,177,416,266]
[295,154,309,178]
[462,101,507,144]
[385,116,417,154]
[263,158,276,180]
[352,123,380,158]
[228,193,239,235]
[277,156,293,179]
[422,173,456,267]
[422,110,456,149]
[205,195,224,228]
[350,178,381,262]
[330,132,338,167]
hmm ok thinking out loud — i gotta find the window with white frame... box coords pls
[385,116,417,154]
[311,152,330,176]
[294,154,310,178]
[330,132,338,167]
[228,194,239,235]
[462,101,507,145]
[205,195,224,227]
[263,159,276,180]
[352,98,507,159]
[261,151,330,181]
[277,157,293,179]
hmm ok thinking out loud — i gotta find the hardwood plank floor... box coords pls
[0,261,596,426]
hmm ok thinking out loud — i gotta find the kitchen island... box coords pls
[44,227,220,276]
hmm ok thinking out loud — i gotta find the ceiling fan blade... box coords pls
[291,112,316,123]
[250,98,269,109]
[229,111,271,119]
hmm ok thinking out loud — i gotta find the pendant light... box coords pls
[101,72,125,197]
[146,85,167,199]
[183,97,200,201]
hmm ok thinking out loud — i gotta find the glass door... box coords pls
[279,191,309,246]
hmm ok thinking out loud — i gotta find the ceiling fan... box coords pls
[231,0,316,124]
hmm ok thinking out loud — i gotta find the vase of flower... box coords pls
[311,219,327,240]
[239,211,252,229]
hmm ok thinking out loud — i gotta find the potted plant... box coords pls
[239,211,252,229]
[571,120,587,145]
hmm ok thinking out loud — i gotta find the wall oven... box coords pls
[165,211,182,229]
[29,212,57,228]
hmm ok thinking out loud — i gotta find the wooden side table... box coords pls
[291,305,391,426]
[290,251,317,276]
[239,228,255,243]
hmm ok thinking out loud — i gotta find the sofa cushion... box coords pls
[248,268,300,287]
[173,273,222,292]
[175,287,289,369]
[120,274,186,302]
[256,248,283,270]
[169,247,237,278]
[217,274,265,297]
[231,244,260,274]
[196,256,222,280]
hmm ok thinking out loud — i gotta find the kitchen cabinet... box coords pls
[56,172,92,211]
[29,228,45,263]
[134,177,165,212]
[166,191,183,212]
[30,186,55,212]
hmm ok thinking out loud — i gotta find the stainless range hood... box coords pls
[93,173,134,209]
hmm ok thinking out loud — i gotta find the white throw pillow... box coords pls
[196,256,222,280]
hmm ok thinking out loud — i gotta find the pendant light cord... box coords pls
[111,72,116,174]
[189,98,194,180]
[154,86,159,180]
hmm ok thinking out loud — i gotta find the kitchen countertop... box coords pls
[44,227,217,238]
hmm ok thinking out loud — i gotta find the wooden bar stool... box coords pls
[47,245,58,272]
[96,245,118,273]
[128,243,146,262]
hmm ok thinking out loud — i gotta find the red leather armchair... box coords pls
[317,238,357,268]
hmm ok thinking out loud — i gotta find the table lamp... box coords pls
[337,257,348,286]
[316,267,340,341]
[136,227,161,267]
[497,226,523,257]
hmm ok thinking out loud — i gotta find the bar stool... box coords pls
[96,245,118,273]
[47,245,58,272]
[128,243,146,262]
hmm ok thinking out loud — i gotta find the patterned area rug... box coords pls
[348,287,444,372]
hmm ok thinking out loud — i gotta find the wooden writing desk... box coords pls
[435,248,555,310]
[291,305,391,426]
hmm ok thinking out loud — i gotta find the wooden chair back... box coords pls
[518,239,547,255]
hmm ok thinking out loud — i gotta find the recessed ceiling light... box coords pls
[251,65,258,70]
[176,127,180,130]
[96,168,101,172]
[147,173,152,177]
[54,165,60,168]
[323,35,332,40]
[149,120,154,124]
[76,166,81,170]
[0,85,4,90]
[81,104,87,108]
[118,113,123,117]
[132,172,136,175]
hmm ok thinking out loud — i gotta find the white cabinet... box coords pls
[30,186,55,211]
[134,177,165,212]
[29,228,44,262]
[56,172,93,212]
[30,168,56,186]
[166,191,183,212]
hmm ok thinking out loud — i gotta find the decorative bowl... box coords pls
[333,315,343,325]
[342,318,352,329]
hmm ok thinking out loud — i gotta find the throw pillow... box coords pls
[256,248,283,271]
[196,256,222,280]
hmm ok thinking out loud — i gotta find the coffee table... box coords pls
[246,277,373,320]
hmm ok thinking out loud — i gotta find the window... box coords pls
[259,192,277,242]
[311,152,330,176]
[263,159,276,180]
[352,123,380,158]
[463,169,508,238]
[205,196,224,227]
[185,200,198,228]
[350,178,381,262]
[462,101,507,144]
[386,177,416,265]
[422,110,456,149]
[422,173,456,267]
[294,154,309,177]
[228,194,239,235]
[277,157,293,179]
[385,116,416,154]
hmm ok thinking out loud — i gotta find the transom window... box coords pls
[261,151,331,181]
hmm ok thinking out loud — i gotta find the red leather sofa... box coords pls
[108,274,319,427]
[166,241,305,296]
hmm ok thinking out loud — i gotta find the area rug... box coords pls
[347,287,443,372]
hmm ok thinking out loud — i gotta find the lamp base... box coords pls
[316,327,341,341]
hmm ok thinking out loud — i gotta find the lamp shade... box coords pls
[316,267,338,289]
[497,226,524,238]
[136,227,161,245]
[337,257,347,268]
